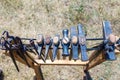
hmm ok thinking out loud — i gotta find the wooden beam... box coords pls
[33,65,44,80]
[35,60,89,66]
[115,49,120,55]
[85,50,105,70]
[85,49,120,70]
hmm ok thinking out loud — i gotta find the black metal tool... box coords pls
[30,39,37,55]
[1,31,20,72]
[44,35,52,60]
[3,31,25,63]
[70,27,79,60]
[78,24,88,61]
[103,21,116,60]
[30,39,45,62]
[9,43,20,72]
[2,31,9,40]
[15,37,30,67]
[23,45,39,65]
[116,38,120,51]
[62,29,70,56]
[52,35,60,61]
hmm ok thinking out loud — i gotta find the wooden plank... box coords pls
[85,50,106,70]
[35,60,89,66]
[85,49,120,70]
[115,49,120,55]
[33,65,44,80]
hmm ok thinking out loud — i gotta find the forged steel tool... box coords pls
[15,37,30,67]
[52,35,60,61]
[36,34,44,59]
[62,29,70,56]
[78,24,88,61]
[103,21,116,60]
[70,27,79,60]
[30,39,37,55]
[1,31,20,72]
[30,39,45,62]
[44,35,52,60]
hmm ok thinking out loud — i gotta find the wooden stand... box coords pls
[34,65,44,80]
[2,49,120,80]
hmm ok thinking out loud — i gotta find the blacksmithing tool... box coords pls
[70,27,79,60]
[2,31,20,72]
[52,35,60,61]
[15,37,30,67]
[36,34,44,59]
[44,35,52,60]
[62,29,70,56]
[78,24,88,61]
[103,21,116,60]
[30,39,45,62]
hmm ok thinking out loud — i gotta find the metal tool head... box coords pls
[103,21,112,40]
[79,36,86,45]
[30,39,35,46]
[108,34,116,44]
[2,31,9,40]
[52,35,60,61]
[62,29,70,56]
[0,37,6,49]
[103,21,116,60]
[78,24,88,61]
[71,36,78,44]
[37,34,44,44]
[45,35,51,45]
[44,35,52,60]
[70,27,78,44]
[70,26,79,60]
[53,35,60,45]
[62,37,69,44]
[62,29,69,37]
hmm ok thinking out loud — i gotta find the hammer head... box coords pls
[62,37,69,44]
[79,36,86,45]
[30,39,35,45]
[37,34,43,44]
[53,35,59,45]
[2,31,9,40]
[45,35,51,45]
[108,34,116,44]
[71,36,78,44]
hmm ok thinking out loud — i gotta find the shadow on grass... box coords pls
[83,70,92,80]
[0,69,4,80]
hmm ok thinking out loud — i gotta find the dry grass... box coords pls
[0,0,120,80]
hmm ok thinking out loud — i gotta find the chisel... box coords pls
[52,35,60,61]
[44,35,52,60]
[36,34,44,59]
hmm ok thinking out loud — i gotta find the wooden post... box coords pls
[34,64,44,80]
[85,50,106,70]
[85,49,120,71]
